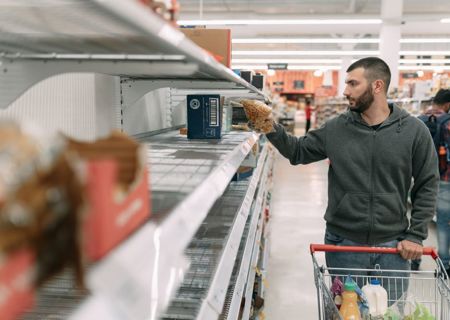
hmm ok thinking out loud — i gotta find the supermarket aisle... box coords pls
[264,153,329,319]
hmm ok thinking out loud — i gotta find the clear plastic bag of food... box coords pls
[240,99,275,134]
[383,292,436,320]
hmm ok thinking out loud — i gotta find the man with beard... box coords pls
[261,57,439,300]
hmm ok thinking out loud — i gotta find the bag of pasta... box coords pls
[240,99,275,134]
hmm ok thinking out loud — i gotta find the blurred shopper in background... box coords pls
[419,88,450,275]
[261,57,439,300]
[305,100,313,133]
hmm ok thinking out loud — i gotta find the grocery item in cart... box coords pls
[240,99,275,134]
[339,280,361,320]
[331,276,344,309]
[310,244,449,320]
[361,279,387,317]
[385,292,436,320]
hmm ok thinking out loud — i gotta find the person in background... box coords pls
[305,99,313,133]
[419,88,450,275]
[259,57,439,300]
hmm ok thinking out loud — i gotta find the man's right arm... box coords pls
[265,122,327,165]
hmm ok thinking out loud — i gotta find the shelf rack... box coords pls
[68,131,259,319]
[0,0,267,110]
[0,1,273,319]
[220,147,274,320]
[160,143,271,320]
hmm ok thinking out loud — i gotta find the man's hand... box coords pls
[397,240,423,260]
[248,113,275,134]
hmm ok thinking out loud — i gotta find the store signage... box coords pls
[402,72,418,79]
[268,63,288,70]
[273,81,284,85]
[293,80,305,89]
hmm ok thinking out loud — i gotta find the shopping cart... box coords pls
[310,244,450,319]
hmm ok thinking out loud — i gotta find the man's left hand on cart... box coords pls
[397,240,423,260]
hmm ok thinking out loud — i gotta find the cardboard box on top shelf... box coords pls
[0,249,35,320]
[179,28,231,67]
[67,132,151,261]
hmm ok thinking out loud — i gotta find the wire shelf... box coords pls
[161,179,251,320]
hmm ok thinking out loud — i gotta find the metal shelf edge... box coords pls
[196,144,269,319]
[224,157,272,320]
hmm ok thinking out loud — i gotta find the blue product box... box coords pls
[187,94,222,139]
[232,166,254,181]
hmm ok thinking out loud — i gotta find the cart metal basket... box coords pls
[310,244,450,320]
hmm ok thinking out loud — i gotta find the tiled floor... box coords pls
[264,155,328,319]
[264,126,438,319]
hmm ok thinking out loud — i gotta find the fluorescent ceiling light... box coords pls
[400,59,450,64]
[440,18,450,23]
[232,65,341,70]
[178,19,382,26]
[400,51,450,55]
[232,38,379,44]
[232,58,342,63]
[233,50,379,56]
[232,38,450,44]
[398,65,450,71]
[400,38,450,43]
[288,65,341,70]
[233,58,450,65]
[314,70,324,77]
[233,65,268,70]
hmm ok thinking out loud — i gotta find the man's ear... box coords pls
[372,79,384,94]
[445,102,450,112]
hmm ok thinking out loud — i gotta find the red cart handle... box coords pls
[310,244,438,260]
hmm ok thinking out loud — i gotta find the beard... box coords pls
[347,86,374,114]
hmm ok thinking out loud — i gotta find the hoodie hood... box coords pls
[343,103,410,132]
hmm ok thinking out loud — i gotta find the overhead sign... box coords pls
[293,80,305,89]
[268,63,288,70]
[402,72,418,79]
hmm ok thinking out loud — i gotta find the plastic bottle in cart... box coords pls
[339,281,361,320]
[361,279,388,317]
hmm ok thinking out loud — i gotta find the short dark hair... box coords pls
[346,57,391,94]
[433,89,450,105]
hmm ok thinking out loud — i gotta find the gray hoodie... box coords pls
[266,103,439,245]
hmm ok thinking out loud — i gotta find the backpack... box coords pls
[418,112,450,154]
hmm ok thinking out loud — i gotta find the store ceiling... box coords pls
[177,0,450,15]
[177,0,450,70]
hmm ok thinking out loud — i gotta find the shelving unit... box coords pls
[0,1,273,319]
[161,143,273,320]
[0,0,266,110]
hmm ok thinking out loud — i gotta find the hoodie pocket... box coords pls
[372,193,405,225]
[332,193,370,229]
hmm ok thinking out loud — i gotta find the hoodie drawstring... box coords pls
[397,117,402,133]
[345,116,350,126]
